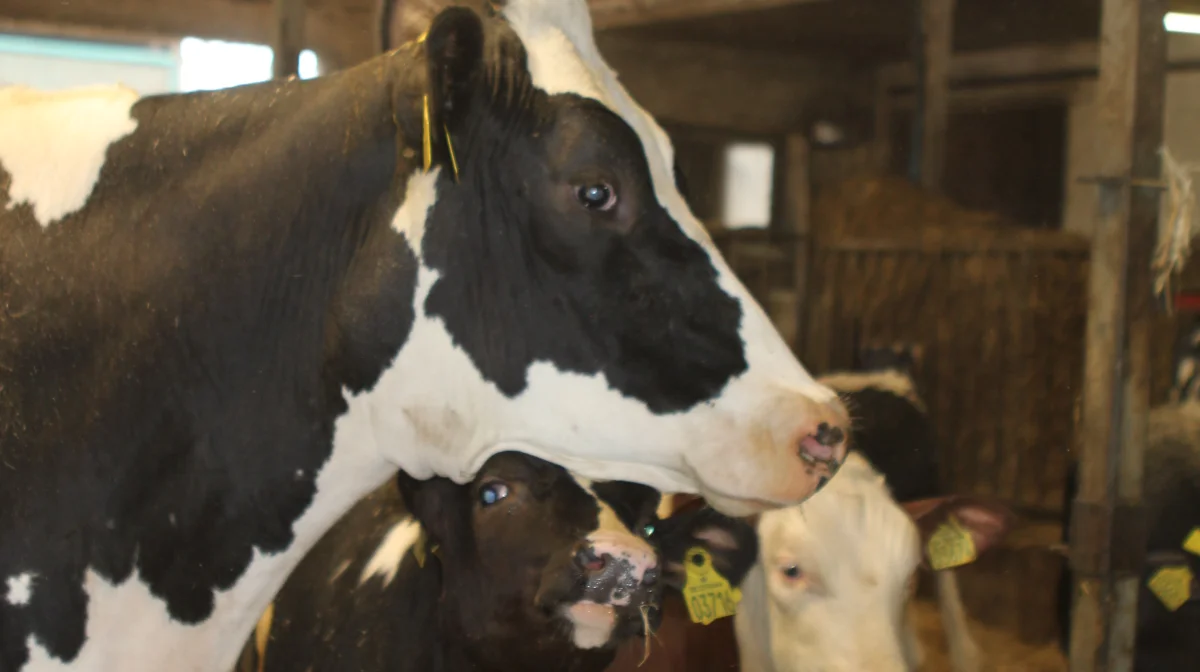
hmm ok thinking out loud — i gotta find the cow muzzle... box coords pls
[694,393,852,517]
[537,532,663,649]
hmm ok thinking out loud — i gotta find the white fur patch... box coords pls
[0,85,139,227]
[358,517,423,588]
[564,601,617,649]
[389,168,440,256]
[5,572,35,607]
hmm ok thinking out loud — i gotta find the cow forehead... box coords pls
[500,0,707,246]
[569,475,637,535]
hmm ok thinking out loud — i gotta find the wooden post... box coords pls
[272,0,305,80]
[872,74,894,174]
[910,0,955,191]
[1067,0,1166,671]
[783,134,812,355]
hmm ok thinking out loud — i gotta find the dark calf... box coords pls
[1057,401,1200,670]
[241,452,756,672]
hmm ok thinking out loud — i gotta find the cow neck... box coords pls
[0,48,438,672]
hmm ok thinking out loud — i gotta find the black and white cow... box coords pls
[1057,401,1200,670]
[0,2,850,670]
[236,451,756,672]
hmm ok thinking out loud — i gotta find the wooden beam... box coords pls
[596,35,865,133]
[272,0,307,79]
[0,0,363,70]
[1067,0,1167,671]
[913,0,955,191]
[781,134,811,353]
[590,0,830,30]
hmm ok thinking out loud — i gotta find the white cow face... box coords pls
[736,453,1011,672]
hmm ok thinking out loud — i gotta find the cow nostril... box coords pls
[576,547,607,574]
[814,422,844,447]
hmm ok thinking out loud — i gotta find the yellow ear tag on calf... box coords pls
[1148,565,1194,612]
[682,547,741,625]
[412,530,436,566]
[927,514,977,571]
[1182,527,1200,556]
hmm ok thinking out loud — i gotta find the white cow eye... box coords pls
[781,565,803,580]
[479,482,509,506]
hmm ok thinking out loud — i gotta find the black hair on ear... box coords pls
[422,6,485,172]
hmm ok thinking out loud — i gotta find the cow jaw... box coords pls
[564,601,618,649]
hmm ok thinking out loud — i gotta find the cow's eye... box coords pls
[479,482,509,506]
[641,522,655,538]
[781,565,802,580]
[576,183,617,211]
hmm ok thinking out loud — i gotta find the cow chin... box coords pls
[562,600,658,650]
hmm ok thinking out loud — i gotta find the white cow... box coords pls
[736,452,1012,671]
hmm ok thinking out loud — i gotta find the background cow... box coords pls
[1056,400,1200,670]
[236,452,757,672]
[0,1,850,670]
[606,355,1012,671]
[736,452,1012,672]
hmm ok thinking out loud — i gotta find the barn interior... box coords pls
[2,0,1195,670]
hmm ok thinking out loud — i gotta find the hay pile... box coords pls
[808,177,1090,510]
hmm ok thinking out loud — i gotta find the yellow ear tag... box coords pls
[413,529,428,568]
[444,125,459,182]
[421,94,433,173]
[682,546,741,625]
[927,514,977,571]
[254,601,273,672]
[1183,527,1200,556]
[1147,565,1193,612]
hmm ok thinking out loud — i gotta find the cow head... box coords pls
[735,453,1012,671]
[351,0,848,516]
[391,451,755,667]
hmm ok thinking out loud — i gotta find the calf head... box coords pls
[356,0,848,515]
[736,453,1011,672]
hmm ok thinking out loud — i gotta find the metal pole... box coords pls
[1067,1,1166,670]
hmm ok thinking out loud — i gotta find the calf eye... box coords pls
[641,523,655,538]
[781,565,802,580]
[576,183,617,211]
[479,482,509,506]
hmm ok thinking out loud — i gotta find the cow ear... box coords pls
[379,0,486,54]
[903,495,1014,567]
[425,6,484,129]
[394,471,461,549]
[654,507,759,592]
